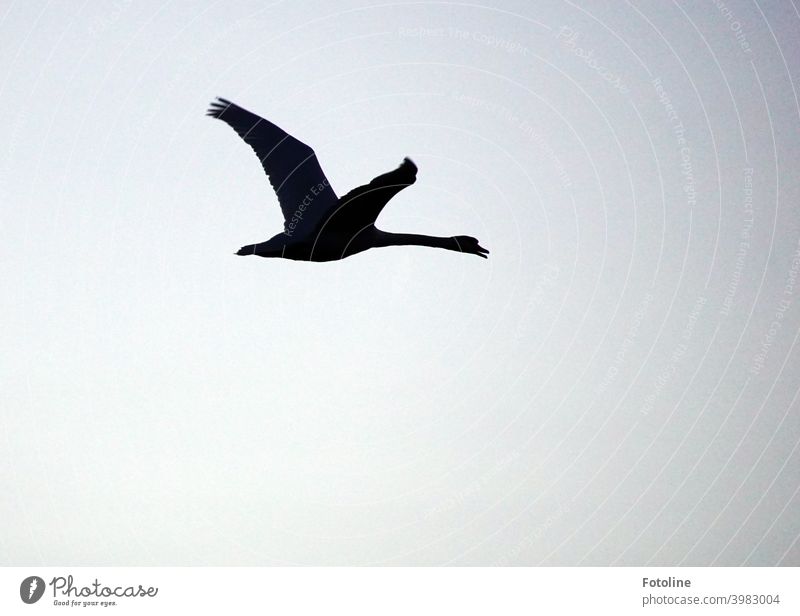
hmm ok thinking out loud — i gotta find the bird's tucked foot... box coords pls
[453,235,490,259]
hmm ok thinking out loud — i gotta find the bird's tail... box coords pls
[236,244,257,256]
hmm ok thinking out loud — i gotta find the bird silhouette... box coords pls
[206,98,489,261]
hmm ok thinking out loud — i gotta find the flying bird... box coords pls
[206,98,489,261]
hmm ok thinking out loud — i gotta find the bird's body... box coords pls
[206,97,489,261]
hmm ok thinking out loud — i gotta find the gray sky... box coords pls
[1,0,799,565]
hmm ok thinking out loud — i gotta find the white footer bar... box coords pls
[1,567,797,615]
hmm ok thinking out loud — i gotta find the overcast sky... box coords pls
[2,0,799,565]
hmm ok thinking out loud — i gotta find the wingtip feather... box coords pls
[206,97,233,118]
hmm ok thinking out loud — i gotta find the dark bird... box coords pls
[206,98,489,261]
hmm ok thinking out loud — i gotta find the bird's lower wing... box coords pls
[332,158,418,229]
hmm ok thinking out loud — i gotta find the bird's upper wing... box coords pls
[207,97,338,236]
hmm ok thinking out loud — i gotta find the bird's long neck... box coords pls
[375,231,456,251]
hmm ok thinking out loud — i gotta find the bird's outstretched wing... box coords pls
[331,158,418,230]
[207,97,338,236]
